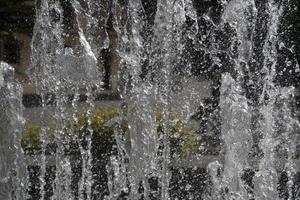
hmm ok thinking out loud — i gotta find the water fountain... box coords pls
[0,0,299,199]
[0,62,26,200]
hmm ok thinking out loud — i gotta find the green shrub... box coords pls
[156,112,198,158]
[22,107,198,158]
[21,125,41,153]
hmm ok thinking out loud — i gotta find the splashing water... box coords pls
[0,62,27,200]
[0,0,299,199]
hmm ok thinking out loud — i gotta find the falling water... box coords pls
[207,0,299,200]
[112,1,158,198]
[1,0,299,199]
[29,0,104,199]
[220,73,252,200]
[0,62,27,200]
[209,1,256,199]
[110,0,192,199]
[253,2,288,200]
[30,0,72,199]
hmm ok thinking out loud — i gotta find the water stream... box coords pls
[0,0,299,199]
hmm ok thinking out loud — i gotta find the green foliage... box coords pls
[21,125,41,151]
[22,107,198,157]
[72,107,126,137]
[156,112,198,158]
